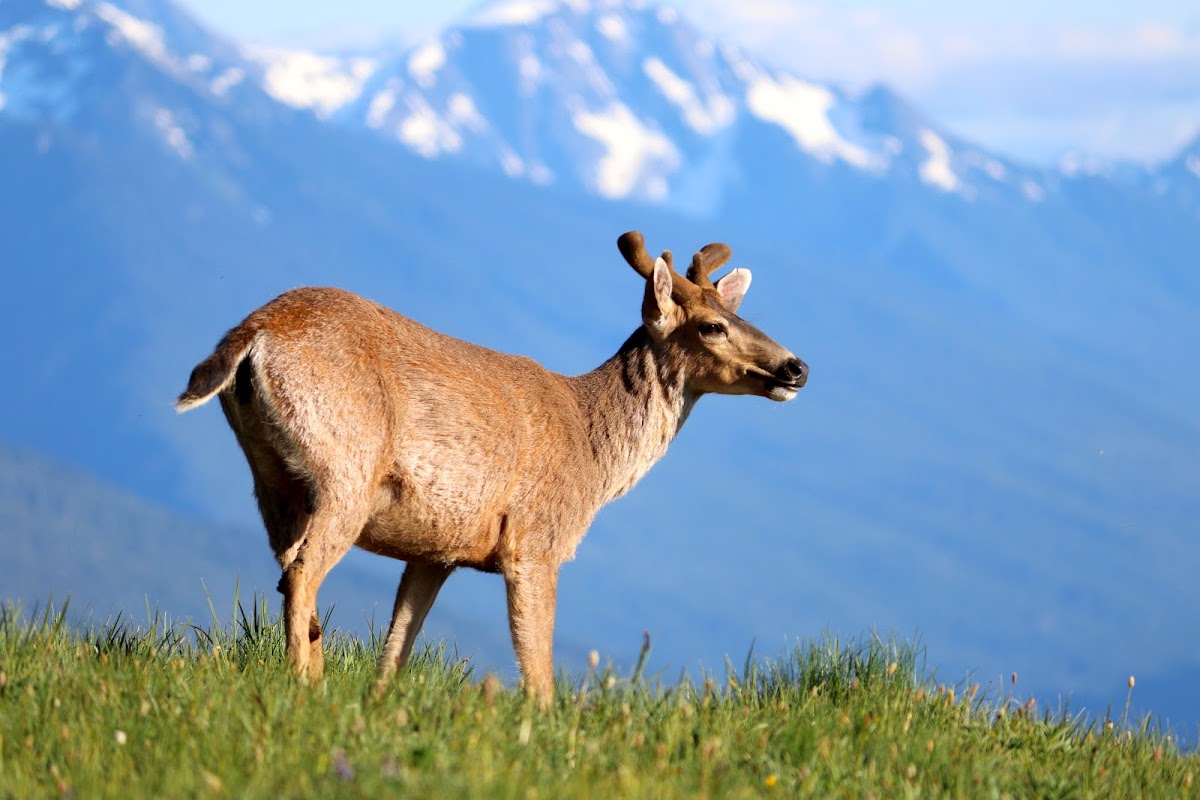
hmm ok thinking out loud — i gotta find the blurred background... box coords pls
[2,0,1198,738]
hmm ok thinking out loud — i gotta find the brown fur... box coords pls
[176,231,807,705]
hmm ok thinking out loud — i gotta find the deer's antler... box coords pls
[685,243,732,290]
[617,232,699,299]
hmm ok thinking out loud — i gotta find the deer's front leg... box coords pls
[374,561,453,695]
[504,562,558,708]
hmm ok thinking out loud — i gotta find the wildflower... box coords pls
[1128,675,1135,689]
[114,730,127,745]
[331,749,355,782]
[588,650,600,672]
[886,662,898,676]
[764,774,778,788]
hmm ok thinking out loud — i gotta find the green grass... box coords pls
[0,600,1195,798]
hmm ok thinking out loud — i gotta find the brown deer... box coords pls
[176,231,807,704]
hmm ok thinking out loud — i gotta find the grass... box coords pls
[0,599,1196,798]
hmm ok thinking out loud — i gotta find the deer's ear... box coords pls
[715,268,751,314]
[642,257,679,337]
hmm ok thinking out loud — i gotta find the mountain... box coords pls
[1155,132,1200,219]
[252,0,1042,216]
[2,0,1199,737]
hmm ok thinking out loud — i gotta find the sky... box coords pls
[181,0,1200,166]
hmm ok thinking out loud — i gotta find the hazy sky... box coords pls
[182,0,1200,165]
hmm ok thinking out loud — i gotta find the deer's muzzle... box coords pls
[762,357,807,401]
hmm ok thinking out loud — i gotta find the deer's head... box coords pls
[617,231,807,401]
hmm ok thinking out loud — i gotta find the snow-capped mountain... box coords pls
[0,0,258,126]
[240,0,1044,215]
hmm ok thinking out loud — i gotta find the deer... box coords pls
[175,230,807,705]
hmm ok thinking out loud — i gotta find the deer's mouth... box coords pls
[755,357,807,401]
[763,377,801,401]
[752,371,805,402]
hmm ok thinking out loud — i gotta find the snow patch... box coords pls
[918,130,959,192]
[1058,152,1108,177]
[723,45,757,83]
[210,67,244,96]
[1185,154,1200,180]
[500,149,525,177]
[397,95,464,157]
[528,162,554,185]
[365,87,396,129]
[572,101,679,200]
[408,41,445,89]
[597,14,627,41]
[515,32,542,96]
[96,3,168,64]
[468,0,558,27]
[153,108,193,159]
[643,57,732,135]
[518,52,542,94]
[252,48,376,118]
[746,75,875,169]
[446,93,487,132]
[568,40,592,64]
[563,38,614,96]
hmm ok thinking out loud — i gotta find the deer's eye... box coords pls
[698,321,727,338]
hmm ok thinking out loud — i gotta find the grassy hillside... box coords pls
[1,602,1194,798]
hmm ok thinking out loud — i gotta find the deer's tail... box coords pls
[175,323,260,413]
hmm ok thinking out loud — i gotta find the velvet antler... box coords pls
[685,242,733,290]
[616,231,699,299]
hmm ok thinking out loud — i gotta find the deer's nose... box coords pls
[780,358,808,387]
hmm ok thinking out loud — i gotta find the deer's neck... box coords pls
[571,328,698,505]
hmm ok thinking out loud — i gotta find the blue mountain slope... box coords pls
[2,0,1199,737]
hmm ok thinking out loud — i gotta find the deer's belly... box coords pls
[354,475,508,572]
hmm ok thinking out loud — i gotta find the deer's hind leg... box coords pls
[242,451,364,681]
[277,492,370,681]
